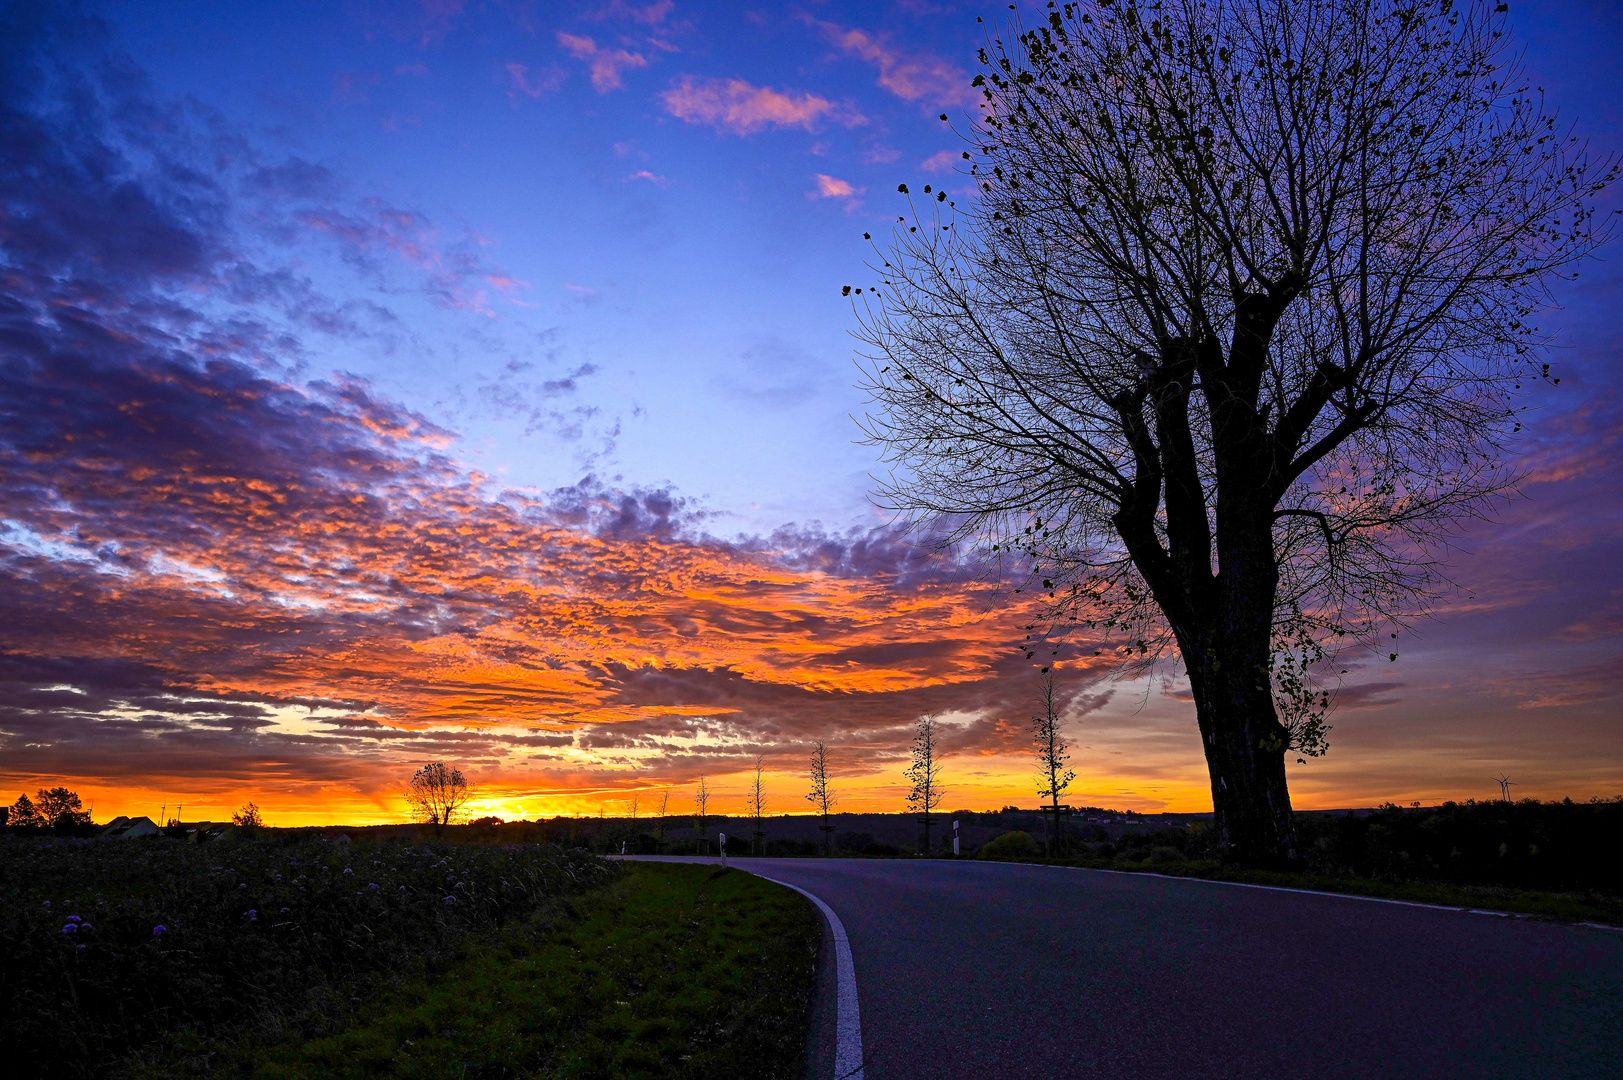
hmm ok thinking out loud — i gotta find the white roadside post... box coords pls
[952,818,960,857]
[719,831,727,866]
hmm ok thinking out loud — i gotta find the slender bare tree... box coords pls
[857,0,1613,863]
[746,755,768,855]
[1033,673,1076,855]
[693,776,710,855]
[406,762,471,836]
[906,715,946,854]
[807,740,837,855]
[656,786,671,845]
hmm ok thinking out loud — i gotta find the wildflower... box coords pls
[280,907,289,913]
[153,925,167,936]
[369,883,380,891]
[80,923,93,931]
[66,915,81,923]
[444,895,456,904]
[246,909,258,921]
[343,868,353,875]
[62,924,78,934]
[43,901,50,908]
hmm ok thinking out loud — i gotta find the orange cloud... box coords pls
[661,76,860,136]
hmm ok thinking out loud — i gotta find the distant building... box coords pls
[100,816,161,839]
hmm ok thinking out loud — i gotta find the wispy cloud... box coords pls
[808,17,974,108]
[556,32,648,92]
[584,0,675,26]
[661,75,860,136]
[505,61,566,102]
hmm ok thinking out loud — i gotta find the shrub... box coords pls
[978,830,1040,860]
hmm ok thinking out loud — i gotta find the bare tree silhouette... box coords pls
[746,755,768,855]
[807,740,837,856]
[906,715,946,855]
[1033,673,1077,855]
[406,762,471,836]
[857,0,1613,863]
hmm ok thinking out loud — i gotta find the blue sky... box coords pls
[94,0,1623,532]
[100,0,1020,534]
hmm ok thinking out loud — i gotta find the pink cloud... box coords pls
[557,32,648,93]
[627,170,669,187]
[661,76,859,136]
[810,18,973,108]
[505,62,566,102]
[808,174,864,207]
[920,150,959,173]
[487,274,529,294]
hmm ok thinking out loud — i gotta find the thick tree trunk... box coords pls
[1187,658,1296,865]
[1177,517,1298,865]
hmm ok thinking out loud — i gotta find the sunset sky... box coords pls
[2,0,1621,827]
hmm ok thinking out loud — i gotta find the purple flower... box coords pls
[246,909,258,921]
[80,923,93,931]
[66,915,81,923]
[62,924,78,934]
[153,925,167,936]
[369,883,380,891]
[443,895,456,904]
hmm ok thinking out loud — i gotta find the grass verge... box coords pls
[978,854,1623,926]
[242,862,821,1080]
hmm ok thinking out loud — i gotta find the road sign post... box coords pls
[952,818,960,856]
[719,831,727,866]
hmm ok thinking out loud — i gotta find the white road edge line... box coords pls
[1027,862,1623,929]
[747,871,865,1080]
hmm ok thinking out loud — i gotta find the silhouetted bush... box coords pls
[1292,797,1623,892]
[978,831,1040,860]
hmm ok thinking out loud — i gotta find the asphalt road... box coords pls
[629,857,1623,1080]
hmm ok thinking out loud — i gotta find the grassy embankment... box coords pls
[248,862,820,1080]
[2,834,819,1080]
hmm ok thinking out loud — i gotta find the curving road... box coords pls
[626,856,1623,1080]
